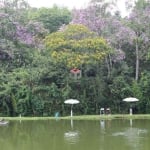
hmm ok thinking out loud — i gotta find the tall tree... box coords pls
[127,0,150,80]
[28,6,71,33]
[44,24,112,69]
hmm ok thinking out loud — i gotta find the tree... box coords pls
[44,24,112,69]
[72,1,127,78]
[72,0,150,81]
[28,6,71,33]
[44,24,113,114]
[127,0,150,80]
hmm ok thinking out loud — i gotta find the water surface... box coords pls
[0,119,149,150]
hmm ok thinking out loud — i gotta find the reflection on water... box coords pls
[112,119,148,150]
[71,119,73,129]
[64,119,80,144]
[112,127,147,150]
[130,119,132,127]
[100,120,105,130]
[112,128,147,137]
[0,119,149,150]
[64,131,80,144]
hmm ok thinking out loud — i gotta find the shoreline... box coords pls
[2,114,150,121]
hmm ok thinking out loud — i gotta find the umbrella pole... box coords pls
[71,104,73,117]
[129,104,132,115]
[129,108,132,115]
[71,109,73,117]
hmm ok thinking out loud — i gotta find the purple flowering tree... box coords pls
[0,0,48,63]
[72,1,127,77]
[72,0,150,81]
[72,1,113,36]
[14,21,48,46]
[0,12,42,51]
[0,0,48,45]
[126,0,150,80]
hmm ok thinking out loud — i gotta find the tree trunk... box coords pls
[135,39,139,81]
[105,54,112,78]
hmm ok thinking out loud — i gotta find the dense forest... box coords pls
[0,0,150,116]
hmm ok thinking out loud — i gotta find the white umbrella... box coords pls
[123,97,139,115]
[64,99,80,117]
[123,97,139,102]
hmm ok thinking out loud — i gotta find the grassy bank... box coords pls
[2,114,150,121]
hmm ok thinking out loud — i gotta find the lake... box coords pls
[0,119,149,150]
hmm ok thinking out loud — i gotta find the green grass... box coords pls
[2,114,150,121]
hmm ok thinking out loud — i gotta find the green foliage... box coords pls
[137,72,150,113]
[28,6,71,33]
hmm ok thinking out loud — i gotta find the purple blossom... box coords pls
[128,4,150,45]
[72,7,106,34]
[113,49,125,62]
[0,12,9,17]
[16,24,34,45]
[115,26,136,44]
[0,12,48,47]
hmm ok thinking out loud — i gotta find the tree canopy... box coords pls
[45,24,112,69]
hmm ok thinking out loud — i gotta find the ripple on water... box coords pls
[64,130,80,144]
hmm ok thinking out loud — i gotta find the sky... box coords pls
[27,0,129,17]
[28,0,92,9]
